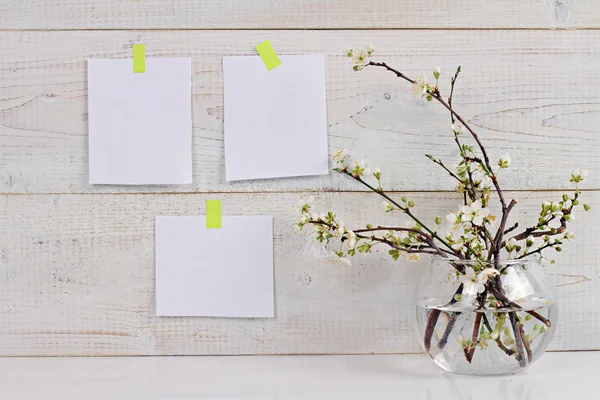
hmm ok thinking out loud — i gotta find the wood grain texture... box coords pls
[0,0,595,30]
[0,191,597,356]
[1,30,599,194]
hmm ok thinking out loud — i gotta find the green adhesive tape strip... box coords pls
[133,44,146,73]
[256,40,282,71]
[206,200,222,228]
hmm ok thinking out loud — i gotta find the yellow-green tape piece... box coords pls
[206,200,222,229]
[256,40,282,71]
[133,44,146,73]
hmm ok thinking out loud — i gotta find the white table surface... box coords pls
[1,352,598,399]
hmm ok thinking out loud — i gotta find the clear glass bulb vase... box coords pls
[415,256,557,375]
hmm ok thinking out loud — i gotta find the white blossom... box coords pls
[352,159,366,169]
[349,49,370,70]
[458,268,499,307]
[446,212,457,224]
[412,74,428,98]
[458,269,485,304]
[471,168,492,189]
[366,44,375,54]
[333,221,346,238]
[346,230,357,248]
[452,124,464,135]
[477,268,500,283]
[460,200,490,226]
[565,231,575,240]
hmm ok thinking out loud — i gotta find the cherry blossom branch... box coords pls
[366,59,518,264]
[426,156,463,183]
[367,61,416,85]
[365,236,442,255]
[336,169,462,258]
[448,66,461,124]
[353,226,456,257]
[377,62,503,212]
[352,226,429,238]
[517,241,562,260]
[509,192,579,246]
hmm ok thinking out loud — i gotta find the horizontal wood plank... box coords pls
[0,0,596,30]
[0,191,597,355]
[1,30,599,194]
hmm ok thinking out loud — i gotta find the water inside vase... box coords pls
[416,298,557,375]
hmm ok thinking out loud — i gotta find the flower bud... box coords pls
[526,235,535,247]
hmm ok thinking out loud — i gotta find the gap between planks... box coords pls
[1,28,600,32]
[3,349,598,358]
[1,189,598,196]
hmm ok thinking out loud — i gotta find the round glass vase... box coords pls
[415,256,557,375]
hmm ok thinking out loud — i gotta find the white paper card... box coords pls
[223,54,329,181]
[155,216,274,317]
[88,58,192,185]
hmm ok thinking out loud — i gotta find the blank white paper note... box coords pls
[155,216,274,317]
[88,58,192,185]
[223,54,329,181]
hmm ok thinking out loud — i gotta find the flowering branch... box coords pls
[297,46,590,368]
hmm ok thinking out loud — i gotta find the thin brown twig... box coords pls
[504,222,519,235]
[466,313,482,363]
[367,61,416,85]
[438,312,460,350]
[352,226,430,239]
[448,66,461,124]
[429,158,463,183]
[509,312,527,368]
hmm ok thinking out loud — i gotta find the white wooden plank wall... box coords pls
[0,1,598,356]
